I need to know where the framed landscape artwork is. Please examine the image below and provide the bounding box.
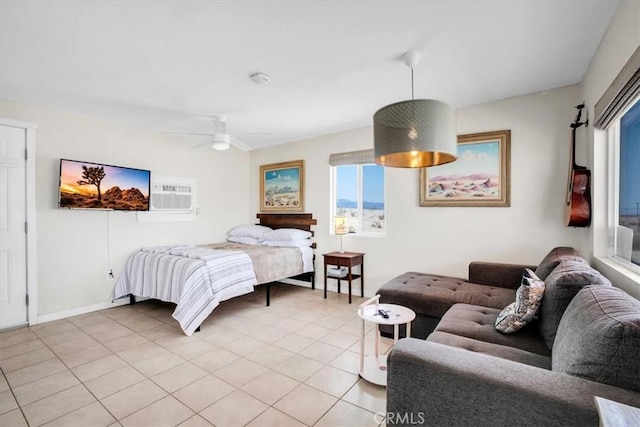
[419,130,511,207]
[260,160,305,212]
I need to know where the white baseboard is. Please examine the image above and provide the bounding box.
[36,298,132,324]
[34,278,354,325]
[279,277,354,295]
[279,278,314,288]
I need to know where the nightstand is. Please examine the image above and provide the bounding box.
[323,251,365,303]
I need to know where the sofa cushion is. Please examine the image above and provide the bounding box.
[553,286,640,392]
[494,303,523,333]
[534,247,583,280]
[432,303,551,358]
[538,260,612,349]
[495,269,545,333]
[377,272,516,319]
[428,331,551,370]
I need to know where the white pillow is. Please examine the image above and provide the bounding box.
[227,236,261,245]
[229,224,272,239]
[261,228,312,241]
[261,239,313,248]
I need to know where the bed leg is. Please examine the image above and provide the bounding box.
[129,294,135,305]
[266,283,271,306]
[311,272,315,290]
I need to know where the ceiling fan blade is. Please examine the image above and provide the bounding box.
[164,115,259,152]
[236,132,273,136]
[191,140,211,149]
[229,136,252,152]
[164,131,213,137]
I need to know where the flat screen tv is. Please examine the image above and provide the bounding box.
[58,159,151,211]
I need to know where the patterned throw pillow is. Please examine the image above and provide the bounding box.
[495,268,545,333]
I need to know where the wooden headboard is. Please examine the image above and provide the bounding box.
[256,213,317,233]
[257,214,317,250]
[256,213,318,292]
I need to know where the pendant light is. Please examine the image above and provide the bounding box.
[374,51,458,168]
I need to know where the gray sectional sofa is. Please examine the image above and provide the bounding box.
[377,247,640,426]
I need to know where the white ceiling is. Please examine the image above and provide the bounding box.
[0,0,620,151]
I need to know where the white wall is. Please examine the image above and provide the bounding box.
[582,0,640,298]
[1,100,252,318]
[251,84,588,296]
[4,0,637,319]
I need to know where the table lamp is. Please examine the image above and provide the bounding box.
[333,216,348,253]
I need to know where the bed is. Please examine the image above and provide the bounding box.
[113,213,317,335]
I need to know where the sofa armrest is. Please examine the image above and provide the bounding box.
[387,339,640,427]
[468,262,537,289]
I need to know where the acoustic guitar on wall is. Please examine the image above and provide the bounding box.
[564,103,591,227]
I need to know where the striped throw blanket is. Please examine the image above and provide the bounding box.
[114,245,256,335]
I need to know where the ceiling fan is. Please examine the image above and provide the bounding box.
[170,115,255,151]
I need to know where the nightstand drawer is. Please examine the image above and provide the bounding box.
[326,256,350,267]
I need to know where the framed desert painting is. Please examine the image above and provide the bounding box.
[260,160,305,212]
[419,130,510,207]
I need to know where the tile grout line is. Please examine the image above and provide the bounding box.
[0,365,31,426]
[2,287,385,427]
[22,312,172,425]
[29,320,129,426]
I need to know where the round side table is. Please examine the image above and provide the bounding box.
[357,296,415,386]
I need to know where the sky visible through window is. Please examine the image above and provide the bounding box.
[336,165,384,208]
[336,165,357,205]
[619,98,639,266]
[335,164,385,233]
[363,165,385,207]
[620,99,640,217]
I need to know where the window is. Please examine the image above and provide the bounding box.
[330,150,385,235]
[594,46,639,278]
[609,97,640,269]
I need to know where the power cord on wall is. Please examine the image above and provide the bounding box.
[107,211,114,278]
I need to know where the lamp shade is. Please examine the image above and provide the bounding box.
[374,99,457,168]
[333,217,348,235]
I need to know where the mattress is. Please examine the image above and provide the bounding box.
[114,242,314,335]
[200,241,314,284]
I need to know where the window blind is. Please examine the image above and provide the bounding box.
[329,149,374,166]
[594,46,640,129]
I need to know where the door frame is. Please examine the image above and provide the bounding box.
[1,117,38,326]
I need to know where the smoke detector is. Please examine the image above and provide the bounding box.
[249,72,270,85]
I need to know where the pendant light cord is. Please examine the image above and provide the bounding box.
[411,68,415,100]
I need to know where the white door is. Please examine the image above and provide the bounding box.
[0,124,28,329]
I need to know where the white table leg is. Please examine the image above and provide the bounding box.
[375,323,380,359]
[393,323,399,345]
[407,321,411,339]
[360,317,365,374]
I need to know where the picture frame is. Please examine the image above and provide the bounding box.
[419,130,511,207]
[260,160,305,212]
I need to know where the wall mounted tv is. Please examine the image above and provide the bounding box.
[58,159,151,211]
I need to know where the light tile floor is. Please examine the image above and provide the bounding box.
[0,284,393,426]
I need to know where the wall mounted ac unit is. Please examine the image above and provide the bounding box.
[150,183,193,212]
[137,175,197,222]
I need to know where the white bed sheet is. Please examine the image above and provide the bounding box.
[114,245,256,335]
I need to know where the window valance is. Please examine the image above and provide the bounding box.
[594,46,640,129]
[329,149,374,166]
